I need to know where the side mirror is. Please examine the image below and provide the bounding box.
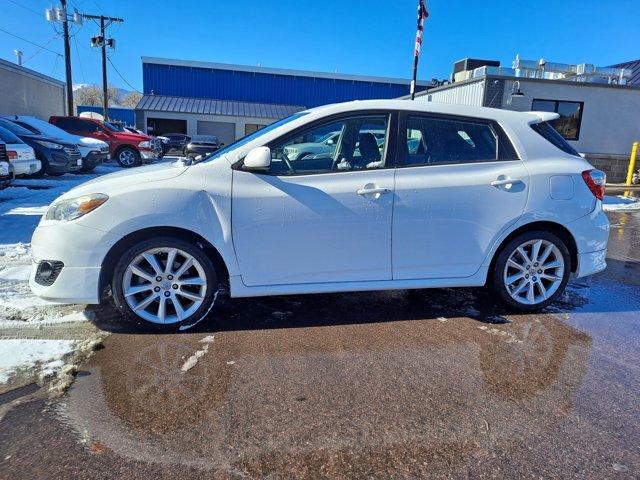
[244,146,271,170]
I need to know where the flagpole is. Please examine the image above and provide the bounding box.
[410,0,422,100]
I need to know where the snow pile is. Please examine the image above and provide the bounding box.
[602,195,640,212]
[0,339,78,384]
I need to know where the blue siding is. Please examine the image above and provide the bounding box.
[77,105,135,125]
[143,63,424,107]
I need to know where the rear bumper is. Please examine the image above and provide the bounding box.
[575,249,607,278]
[567,206,610,278]
[11,158,42,176]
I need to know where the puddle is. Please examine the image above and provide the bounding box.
[0,382,40,405]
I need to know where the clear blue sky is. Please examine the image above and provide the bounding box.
[2,0,639,91]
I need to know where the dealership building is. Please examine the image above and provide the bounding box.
[134,57,429,145]
[413,56,640,182]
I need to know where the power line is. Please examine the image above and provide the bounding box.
[7,0,42,16]
[0,26,62,57]
[107,56,140,93]
[23,34,60,64]
[73,33,86,82]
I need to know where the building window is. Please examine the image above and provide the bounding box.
[531,99,584,141]
[245,123,266,136]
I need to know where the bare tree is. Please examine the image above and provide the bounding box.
[120,92,143,108]
[74,85,121,108]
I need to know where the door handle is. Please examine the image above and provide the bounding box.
[356,187,391,196]
[491,178,522,187]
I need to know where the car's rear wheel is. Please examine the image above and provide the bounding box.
[491,231,571,311]
[112,237,219,330]
[116,147,140,168]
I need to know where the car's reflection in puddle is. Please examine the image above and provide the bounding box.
[58,287,595,477]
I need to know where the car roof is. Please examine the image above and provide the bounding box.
[303,99,558,125]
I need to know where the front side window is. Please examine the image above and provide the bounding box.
[531,99,583,140]
[265,115,389,175]
[400,115,515,167]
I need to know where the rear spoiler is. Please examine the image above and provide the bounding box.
[525,111,561,124]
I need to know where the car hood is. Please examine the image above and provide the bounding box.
[59,161,189,200]
[77,136,108,148]
[112,131,151,142]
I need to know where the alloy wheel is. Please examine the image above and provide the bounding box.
[122,247,207,324]
[119,149,136,166]
[503,239,565,305]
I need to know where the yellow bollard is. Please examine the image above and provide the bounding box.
[626,141,639,185]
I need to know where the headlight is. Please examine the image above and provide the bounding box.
[36,140,64,150]
[45,194,108,222]
[138,141,150,148]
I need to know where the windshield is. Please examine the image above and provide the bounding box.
[0,118,34,136]
[0,125,22,144]
[11,121,40,135]
[201,111,308,163]
[103,122,122,132]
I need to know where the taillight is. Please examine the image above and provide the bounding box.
[6,151,17,160]
[582,169,606,201]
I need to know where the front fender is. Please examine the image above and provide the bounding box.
[78,186,239,276]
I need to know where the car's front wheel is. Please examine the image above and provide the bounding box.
[491,231,571,311]
[111,237,219,329]
[115,147,140,168]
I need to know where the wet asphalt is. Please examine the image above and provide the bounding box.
[1,211,639,479]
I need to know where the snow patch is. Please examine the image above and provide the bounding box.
[0,339,78,384]
[180,345,209,372]
[602,195,640,212]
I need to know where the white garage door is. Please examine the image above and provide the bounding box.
[197,121,236,146]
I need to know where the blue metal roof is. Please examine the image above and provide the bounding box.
[609,59,640,86]
[142,57,427,108]
[136,95,304,119]
[77,105,135,125]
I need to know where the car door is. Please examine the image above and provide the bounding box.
[393,112,529,279]
[232,112,396,287]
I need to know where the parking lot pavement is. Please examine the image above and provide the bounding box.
[0,210,639,479]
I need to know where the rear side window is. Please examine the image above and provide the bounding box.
[530,122,580,157]
[401,115,518,167]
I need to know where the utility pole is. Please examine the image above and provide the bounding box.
[86,14,123,120]
[100,16,108,120]
[46,1,76,114]
[60,0,74,114]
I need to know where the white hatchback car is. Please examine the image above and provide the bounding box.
[30,100,609,329]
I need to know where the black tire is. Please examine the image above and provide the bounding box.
[491,230,571,312]
[47,172,65,177]
[80,164,97,173]
[111,236,220,330]
[115,146,141,168]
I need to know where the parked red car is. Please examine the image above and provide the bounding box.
[49,116,161,167]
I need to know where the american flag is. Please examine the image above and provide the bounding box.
[414,0,429,58]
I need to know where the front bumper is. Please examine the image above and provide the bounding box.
[47,151,82,173]
[30,262,101,304]
[140,149,156,163]
[11,158,42,176]
[29,221,120,304]
[83,150,108,168]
